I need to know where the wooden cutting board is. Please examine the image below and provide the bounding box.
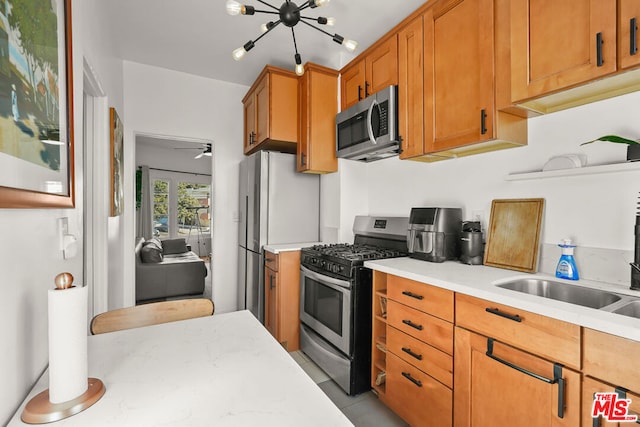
[484,198,545,273]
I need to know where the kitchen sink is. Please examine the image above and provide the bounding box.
[611,301,640,319]
[496,279,622,309]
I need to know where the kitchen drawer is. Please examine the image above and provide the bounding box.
[388,300,453,355]
[387,325,453,388]
[455,294,580,368]
[387,352,452,427]
[388,275,454,322]
[584,328,640,392]
[582,376,640,426]
[264,251,279,271]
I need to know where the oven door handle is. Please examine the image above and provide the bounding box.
[300,265,351,290]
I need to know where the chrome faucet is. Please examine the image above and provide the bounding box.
[632,262,640,290]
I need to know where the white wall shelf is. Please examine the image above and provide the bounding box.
[505,162,640,181]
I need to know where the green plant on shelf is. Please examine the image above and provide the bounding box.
[580,135,639,145]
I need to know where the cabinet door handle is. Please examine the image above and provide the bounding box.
[402,319,423,331]
[301,152,306,167]
[402,347,423,361]
[631,18,638,56]
[596,32,604,67]
[358,85,363,101]
[401,372,422,387]
[249,131,256,145]
[486,338,565,419]
[269,275,275,290]
[480,109,488,135]
[365,81,370,98]
[613,388,640,424]
[402,291,424,300]
[485,307,522,322]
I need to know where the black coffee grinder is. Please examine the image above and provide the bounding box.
[632,195,640,290]
[460,221,484,265]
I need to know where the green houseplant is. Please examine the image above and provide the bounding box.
[581,135,640,162]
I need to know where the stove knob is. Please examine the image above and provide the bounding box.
[339,265,345,273]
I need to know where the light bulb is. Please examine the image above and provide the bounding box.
[233,41,255,61]
[226,0,242,16]
[312,0,330,7]
[343,39,358,52]
[295,54,304,76]
[325,17,336,26]
[261,21,275,33]
[233,47,247,61]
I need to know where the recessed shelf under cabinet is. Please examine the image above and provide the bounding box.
[505,161,640,181]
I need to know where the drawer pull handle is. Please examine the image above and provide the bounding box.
[402,319,423,331]
[402,291,424,300]
[486,338,565,419]
[401,372,422,387]
[402,347,423,361]
[485,307,522,322]
[614,388,640,424]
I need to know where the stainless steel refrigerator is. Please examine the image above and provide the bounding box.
[238,151,320,322]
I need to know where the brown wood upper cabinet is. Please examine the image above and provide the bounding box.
[297,63,339,174]
[619,0,640,70]
[511,0,617,104]
[510,0,631,114]
[242,65,299,155]
[340,36,398,110]
[400,0,527,161]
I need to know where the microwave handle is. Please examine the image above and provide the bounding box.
[367,99,378,144]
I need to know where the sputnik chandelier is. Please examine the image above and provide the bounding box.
[226,0,358,76]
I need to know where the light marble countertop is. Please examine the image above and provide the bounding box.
[263,242,322,253]
[364,257,640,342]
[8,311,353,427]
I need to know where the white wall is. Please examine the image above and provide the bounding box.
[330,90,640,280]
[123,62,247,313]
[0,1,123,423]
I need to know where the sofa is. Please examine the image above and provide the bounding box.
[135,237,207,303]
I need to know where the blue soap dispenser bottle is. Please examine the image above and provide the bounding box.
[556,239,579,280]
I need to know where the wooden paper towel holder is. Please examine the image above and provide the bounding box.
[21,378,105,424]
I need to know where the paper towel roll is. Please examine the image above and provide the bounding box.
[48,286,88,403]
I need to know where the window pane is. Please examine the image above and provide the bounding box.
[153,180,169,239]
[177,183,210,235]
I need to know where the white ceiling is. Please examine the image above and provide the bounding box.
[107,0,427,87]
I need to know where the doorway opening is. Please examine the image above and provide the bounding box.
[135,134,215,301]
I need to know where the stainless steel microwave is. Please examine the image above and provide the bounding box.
[336,85,400,162]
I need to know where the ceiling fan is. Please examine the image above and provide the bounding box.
[174,143,212,159]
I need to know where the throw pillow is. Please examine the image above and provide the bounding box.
[144,238,162,251]
[140,243,163,263]
[162,238,188,255]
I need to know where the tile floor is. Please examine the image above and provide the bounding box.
[290,351,409,427]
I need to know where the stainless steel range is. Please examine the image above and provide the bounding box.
[299,216,408,395]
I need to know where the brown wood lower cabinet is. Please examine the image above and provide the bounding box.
[582,376,640,426]
[583,328,640,426]
[454,327,581,427]
[387,352,452,427]
[263,250,301,351]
